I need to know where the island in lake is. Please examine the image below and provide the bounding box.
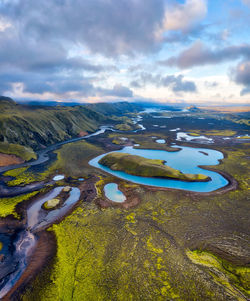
[99,152,210,182]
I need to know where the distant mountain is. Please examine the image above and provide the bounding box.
[186,105,202,112]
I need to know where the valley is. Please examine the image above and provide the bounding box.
[0,98,249,300]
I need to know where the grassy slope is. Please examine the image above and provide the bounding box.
[0,191,40,218]
[0,142,36,161]
[0,97,140,151]
[99,152,209,181]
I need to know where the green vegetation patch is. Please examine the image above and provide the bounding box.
[4,167,46,187]
[99,152,209,182]
[0,142,36,161]
[0,191,39,218]
[114,123,133,131]
[108,132,179,152]
[51,140,104,177]
[187,250,250,298]
[237,136,250,139]
[43,198,60,210]
[188,130,237,137]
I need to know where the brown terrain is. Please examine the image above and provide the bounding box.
[0,153,24,167]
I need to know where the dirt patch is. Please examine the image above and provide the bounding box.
[78,131,88,137]
[0,153,24,167]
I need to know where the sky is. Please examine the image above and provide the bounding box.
[0,0,250,104]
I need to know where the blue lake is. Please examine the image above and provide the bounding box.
[104,183,126,202]
[89,146,229,192]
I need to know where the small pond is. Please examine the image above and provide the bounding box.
[156,139,166,144]
[53,175,65,181]
[89,146,229,192]
[104,183,126,203]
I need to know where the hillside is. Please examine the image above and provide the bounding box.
[99,152,210,182]
[0,97,141,154]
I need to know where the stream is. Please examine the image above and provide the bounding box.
[0,186,80,298]
[0,126,114,174]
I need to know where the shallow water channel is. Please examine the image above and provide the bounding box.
[89,145,229,193]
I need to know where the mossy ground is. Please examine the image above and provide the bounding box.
[0,142,36,161]
[43,199,60,210]
[187,250,250,298]
[0,191,40,218]
[51,140,104,178]
[188,130,237,137]
[4,140,104,187]
[22,141,250,301]
[108,132,179,151]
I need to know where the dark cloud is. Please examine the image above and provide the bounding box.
[161,41,250,69]
[130,73,197,93]
[0,0,167,98]
[0,29,115,73]
[97,84,133,98]
[161,75,197,92]
[0,71,96,95]
[1,0,165,57]
[231,60,250,95]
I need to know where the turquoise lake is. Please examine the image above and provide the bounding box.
[89,146,229,192]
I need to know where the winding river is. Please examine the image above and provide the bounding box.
[0,126,114,174]
[89,146,228,192]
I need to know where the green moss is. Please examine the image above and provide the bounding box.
[187,250,250,298]
[237,136,250,139]
[114,123,133,131]
[99,152,209,181]
[112,137,128,145]
[189,130,237,137]
[0,142,36,161]
[108,132,180,152]
[51,140,104,177]
[4,167,29,178]
[43,198,60,210]
[0,191,39,218]
[4,167,44,186]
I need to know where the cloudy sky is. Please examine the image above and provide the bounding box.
[0,0,249,104]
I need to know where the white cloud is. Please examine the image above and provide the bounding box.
[163,0,207,32]
[132,74,250,104]
[0,17,12,32]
